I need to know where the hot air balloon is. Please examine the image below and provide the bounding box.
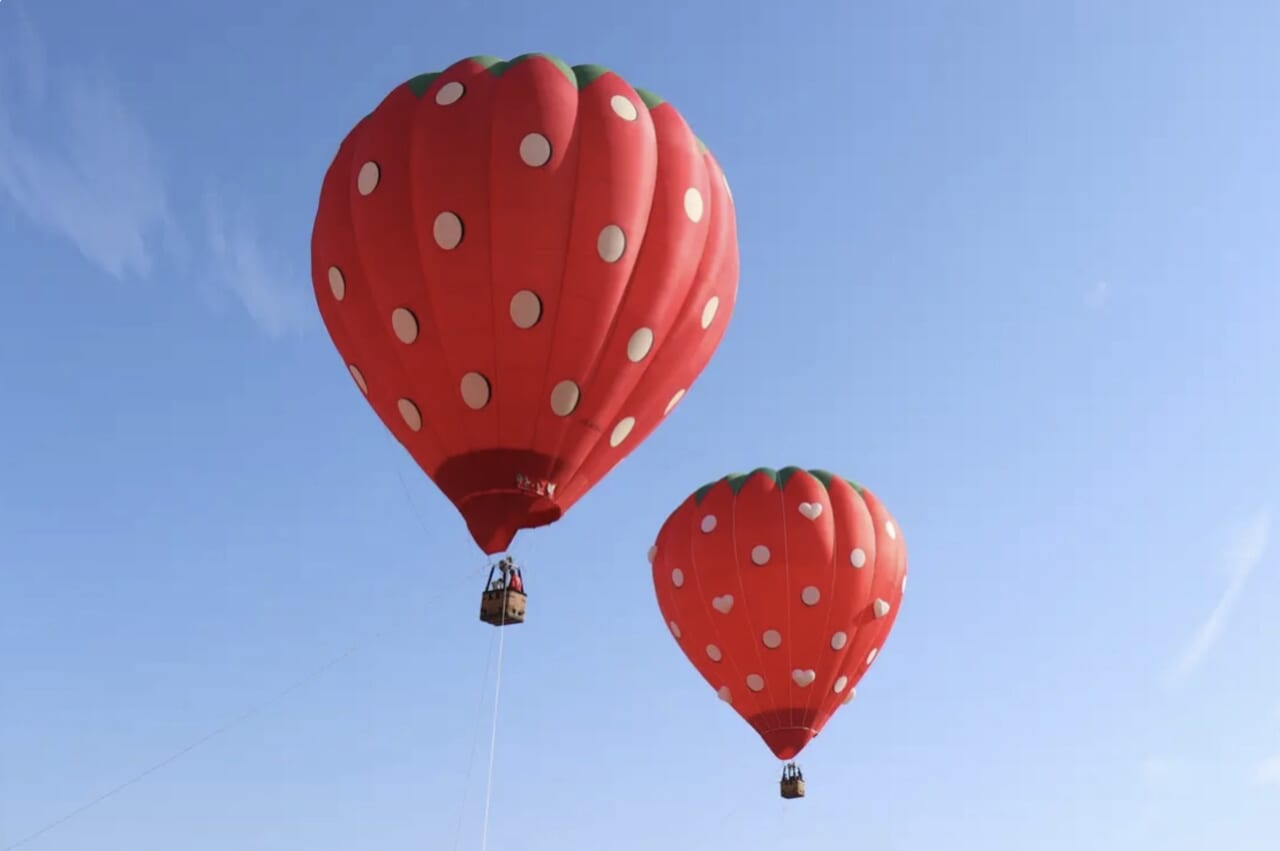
[311,53,739,620]
[649,467,907,796]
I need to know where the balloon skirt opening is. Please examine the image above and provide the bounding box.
[434,449,565,554]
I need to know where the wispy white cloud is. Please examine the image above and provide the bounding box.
[0,24,175,280]
[1256,754,1280,786]
[1111,755,1194,847]
[204,191,310,338]
[1086,279,1111,309]
[1166,509,1272,685]
[0,21,306,337]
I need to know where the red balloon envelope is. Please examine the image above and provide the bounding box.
[311,53,739,554]
[650,468,907,760]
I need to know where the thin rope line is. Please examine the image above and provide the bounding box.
[1,560,487,851]
[395,466,434,542]
[479,608,507,851]
[451,628,498,851]
[1,424,474,851]
[1,640,365,851]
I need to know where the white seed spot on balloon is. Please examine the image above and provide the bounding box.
[519,132,552,167]
[459,372,491,410]
[433,212,464,250]
[700,295,720,329]
[391,307,419,343]
[509,290,542,328]
[357,162,380,195]
[597,225,626,263]
[327,266,346,300]
[550,380,581,416]
[435,81,465,105]
[397,398,422,432]
[348,364,367,394]
[610,94,638,121]
[683,187,704,222]
[626,327,654,362]
[609,416,635,447]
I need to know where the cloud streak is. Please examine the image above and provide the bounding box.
[204,192,310,338]
[1166,509,1272,685]
[1256,754,1280,786]
[1111,755,1194,847]
[0,21,304,337]
[0,28,175,279]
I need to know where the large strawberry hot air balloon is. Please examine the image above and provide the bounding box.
[649,467,907,795]
[312,54,739,555]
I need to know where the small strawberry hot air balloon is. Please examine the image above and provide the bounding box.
[311,54,739,591]
[649,467,907,797]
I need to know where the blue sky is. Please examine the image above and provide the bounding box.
[1,0,1278,848]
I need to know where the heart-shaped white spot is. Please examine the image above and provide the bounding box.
[712,594,734,614]
[798,502,823,520]
[717,686,733,703]
[647,545,657,564]
[792,669,816,687]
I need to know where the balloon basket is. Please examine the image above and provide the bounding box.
[780,762,805,799]
[479,588,526,626]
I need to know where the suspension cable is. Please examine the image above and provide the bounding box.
[451,625,498,851]
[479,593,509,851]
